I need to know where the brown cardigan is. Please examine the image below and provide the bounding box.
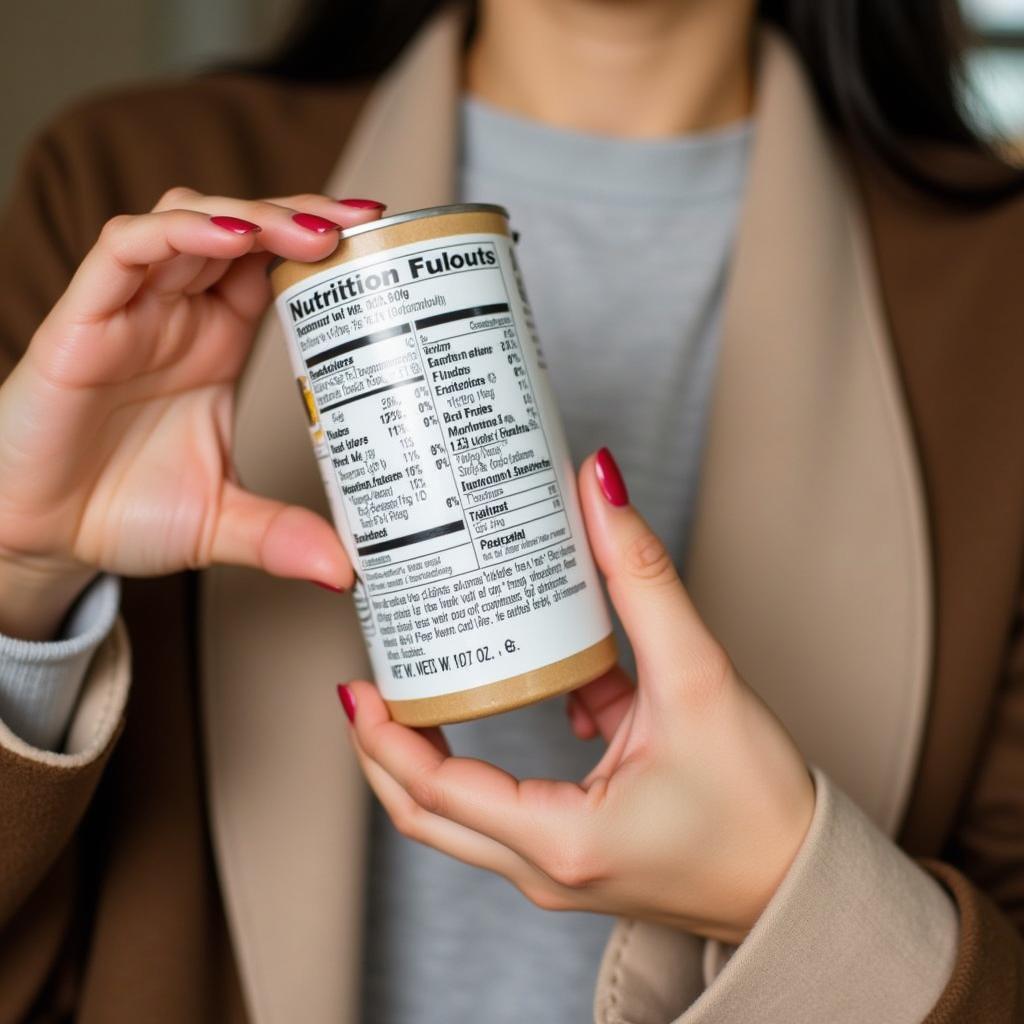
[0,36,1022,1024]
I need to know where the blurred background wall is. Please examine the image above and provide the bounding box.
[0,0,301,198]
[1,0,1022,202]
[964,0,1024,145]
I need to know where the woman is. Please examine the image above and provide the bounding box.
[0,0,1021,1021]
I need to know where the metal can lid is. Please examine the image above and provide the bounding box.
[267,202,509,275]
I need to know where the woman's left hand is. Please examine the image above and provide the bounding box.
[343,448,815,945]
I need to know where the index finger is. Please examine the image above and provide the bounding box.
[579,451,721,687]
[152,186,386,235]
[56,209,264,323]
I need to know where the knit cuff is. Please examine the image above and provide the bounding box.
[0,575,120,751]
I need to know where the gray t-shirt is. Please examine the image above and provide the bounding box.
[0,94,751,1024]
[359,99,751,1024]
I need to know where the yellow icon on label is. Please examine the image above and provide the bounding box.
[296,376,324,443]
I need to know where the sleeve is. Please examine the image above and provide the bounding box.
[0,621,131,919]
[0,120,92,372]
[0,575,120,751]
[594,769,959,1024]
[0,111,134,1016]
[593,585,1024,1024]
[925,582,1024,1021]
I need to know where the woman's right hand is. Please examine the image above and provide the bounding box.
[0,189,385,639]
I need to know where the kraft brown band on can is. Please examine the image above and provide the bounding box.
[271,204,615,726]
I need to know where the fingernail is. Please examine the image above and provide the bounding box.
[337,198,386,210]
[293,212,341,233]
[312,580,345,594]
[595,447,629,507]
[337,684,356,723]
[211,215,261,234]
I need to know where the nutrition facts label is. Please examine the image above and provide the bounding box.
[277,230,611,701]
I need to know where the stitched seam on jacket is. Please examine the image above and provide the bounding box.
[600,919,637,1024]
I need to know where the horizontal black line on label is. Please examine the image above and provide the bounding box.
[357,519,465,556]
[306,323,411,369]
[415,303,510,331]
[321,375,425,413]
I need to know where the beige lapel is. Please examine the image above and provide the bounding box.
[200,11,932,1022]
[198,10,461,1024]
[686,31,933,836]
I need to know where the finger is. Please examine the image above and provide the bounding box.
[209,251,275,323]
[578,449,722,688]
[582,697,639,790]
[55,210,264,322]
[355,745,576,911]
[347,680,596,881]
[352,730,536,886]
[566,693,598,740]
[151,186,385,259]
[152,186,385,229]
[145,252,212,298]
[208,480,353,588]
[163,191,387,320]
[570,665,635,742]
[268,193,387,227]
[182,257,235,297]
[417,724,451,759]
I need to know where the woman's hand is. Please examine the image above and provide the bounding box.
[0,190,385,639]
[343,448,815,945]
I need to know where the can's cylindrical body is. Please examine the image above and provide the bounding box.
[271,204,615,726]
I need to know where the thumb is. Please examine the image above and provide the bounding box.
[209,481,353,589]
[578,448,718,685]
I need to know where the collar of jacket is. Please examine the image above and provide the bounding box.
[199,8,931,1022]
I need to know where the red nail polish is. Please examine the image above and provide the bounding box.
[595,447,629,507]
[337,198,386,210]
[293,212,341,233]
[211,215,261,234]
[337,684,356,723]
[312,580,345,594]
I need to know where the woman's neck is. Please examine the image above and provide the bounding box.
[465,0,756,138]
